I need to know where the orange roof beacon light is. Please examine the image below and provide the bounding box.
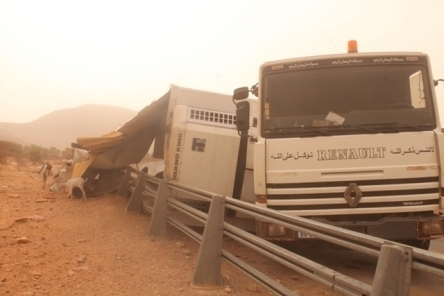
[348,40,358,53]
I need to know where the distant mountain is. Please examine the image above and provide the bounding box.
[0,104,138,150]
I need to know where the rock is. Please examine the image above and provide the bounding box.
[7,194,20,198]
[0,278,6,282]
[247,284,260,292]
[77,255,86,263]
[224,287,232,293]
[17,237,30,244]
[77,239,86,243]
[68,270,74,277]
[31,271,42,278]
[182,249,191,255]
[176,242,185,248]
[35,199,48,203]
[22,292,34,296]
[28,215,44,222]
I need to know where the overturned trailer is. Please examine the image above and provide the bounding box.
[70,85,254,225]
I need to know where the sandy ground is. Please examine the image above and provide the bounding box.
[0,161,341,296]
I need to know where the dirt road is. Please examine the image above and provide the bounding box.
[0,162,339,296]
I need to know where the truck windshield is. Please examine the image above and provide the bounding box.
[262,64,435,137]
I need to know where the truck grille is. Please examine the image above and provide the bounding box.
[266,177,439,215]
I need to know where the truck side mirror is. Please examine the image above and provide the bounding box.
[233,87,249,101]
[236,101,250,132]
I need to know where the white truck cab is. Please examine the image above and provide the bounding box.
[233,41,444,249]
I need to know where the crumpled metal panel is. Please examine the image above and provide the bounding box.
[74,90,170,169]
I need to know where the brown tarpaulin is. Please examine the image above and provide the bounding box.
[74,90,170,170]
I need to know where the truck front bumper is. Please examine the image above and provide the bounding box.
[256,215,444,241]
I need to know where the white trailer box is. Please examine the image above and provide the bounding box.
[161,86,256,214]
[165,89,237,194]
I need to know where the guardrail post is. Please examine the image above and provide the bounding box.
[192,195,225,288]
[125,172,146,213]
[371,243,412,296]
[115,168,132,197]
[147,180,168,237]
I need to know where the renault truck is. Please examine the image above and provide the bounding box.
[230,40,444,249]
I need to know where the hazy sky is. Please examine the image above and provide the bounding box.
[1,0,444,123]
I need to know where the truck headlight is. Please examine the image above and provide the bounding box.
[267,223,286,237]
[418,220,444,239]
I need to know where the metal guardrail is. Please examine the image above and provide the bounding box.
[119,167,444,296]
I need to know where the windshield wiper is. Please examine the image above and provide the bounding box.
[338,122,432,133]
[269,124,378,136]
[330,124,379,133]
[378,122,433,131]
[298,126,332,136]
[267,126,332,136]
